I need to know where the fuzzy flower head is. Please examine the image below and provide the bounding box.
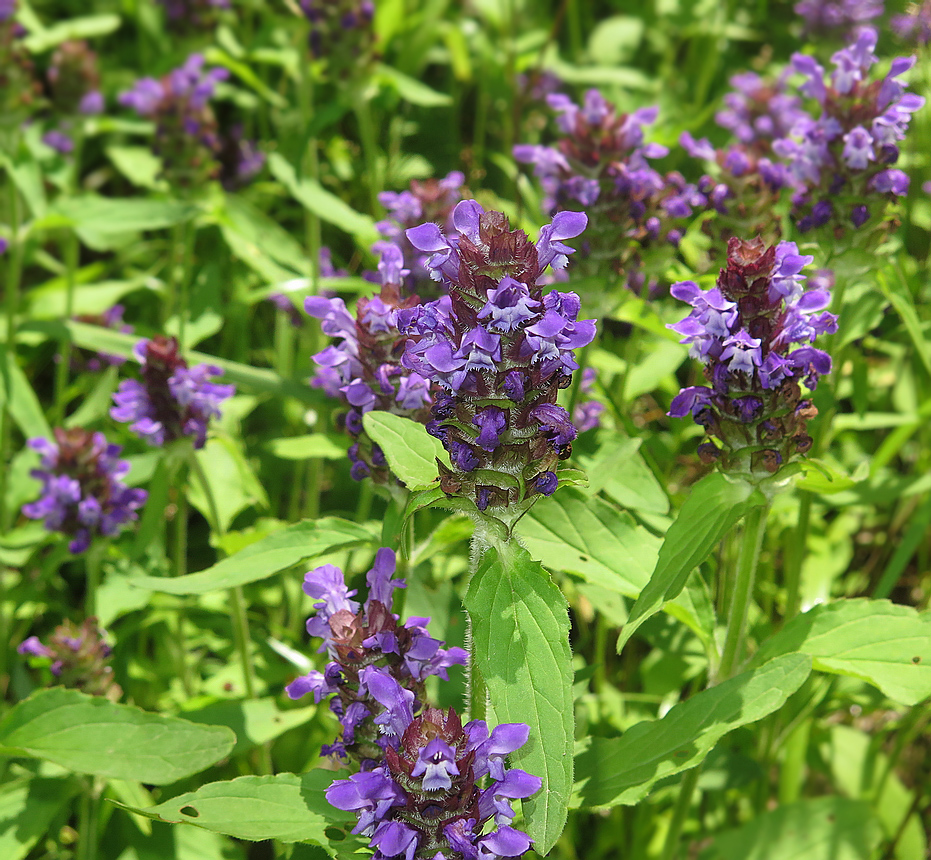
[22,428,147,554]
[326,700,540,860]
[668,237,837,474]
[286,548,468,766]
[515,90,706,289]
[374,171,468,291]
[118,53,235,187]
[400,202,596,522]
[46,40,103,117]
[18,618,121,700]
[772,28,924,237]
[110,335,234,449]
[306,246,433,483]
[892,2,931,44]
[794,0,883,37]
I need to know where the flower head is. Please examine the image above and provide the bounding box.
[111,335,234,449]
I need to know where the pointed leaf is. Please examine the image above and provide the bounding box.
[0,777,78,860]
[572,654,812,809]
[363,412,451,490]
[754,599,931,706]
[117,771,346,848]
[617,472,765,652]
[0,352,52,440]
[130,517,373,595]
[464,544,573,854]
[0,688,235,784]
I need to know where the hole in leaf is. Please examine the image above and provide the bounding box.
[180,806,200,818]
[579,555,589,562]
[912,656,921,664]
[324,827,347,842]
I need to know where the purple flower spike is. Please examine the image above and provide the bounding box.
[668,237,837,473]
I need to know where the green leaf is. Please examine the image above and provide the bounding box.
[0,352,52,440]
[588,15,645,65]
[117,771,345,847]
[464,544,574,854]
[0,688,235,784]
[106,145,164,190]
[517,491,710,642]
[50,196,196,251]
[753,599,931,706]
[204,47,288,108]
[796,458,859,494]
[617,473,765,653]
[130,518,372,595]
[22,14,121,52]
[571,654,812,809]
[187,436,269,532]
[181,698,317,756]
[265,434,349,461]
[0,777,78,860]
[703,797,881,860]
[362,412,450,490]
[377,63,453,106]
[582,436,669,514]
[268,154,378,244]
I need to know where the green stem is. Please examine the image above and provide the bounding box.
[718,503,770,681]
[76,778,101,860]
[465,533,491,723]
[53,230,80,425]
[354,95,381,215]
[85,540,105,618]
[784,492,811,621]
[189,450,259,701]
[659,766,701,860]
[0,180,24,533]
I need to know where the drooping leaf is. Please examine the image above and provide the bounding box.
[572,654,811,809]
[130,518,372,595]
[464,544,574,854]
[377,63,453,106]
[0,352,52,440]
[181,698,317,756]
[703,797,881,860]
[0,688,235,784]
[753,599,931,706]
[116,771,347,848]
[363,412,450,490]
[617,472,765,652]
[265,434,349,461]
[22,14,121,52]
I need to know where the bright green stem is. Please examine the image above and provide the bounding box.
[53,231,80,425]
[171,222,196,352]
[298,48,322,285]
[659,765,701,860]
[354,96,381,214]
[718,503,770,681]
[85,540,105,618]
[189,450,259,701]
[465,533,492,723]
[77,778,101,860]
[784,492,811,621]
[777,718,811,804]
[0,181,24,533]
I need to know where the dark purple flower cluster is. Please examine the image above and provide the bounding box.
[111,335,235,449]
[399,201,595,516]
[893,2,931,43]
[19,617,122,700]
[46,39,104,117]
[22,428,147,553]
[218,123,266,190]
[327,702,540,860]
[119,54,241,187]
[300,0,376,71]
[375,171,467,290]
[794,0,883,36]
[306,247,434,482]
[668,237,838,473]
[286,548,468,764]
[0,1,41,122]
[514,90,705,288]
[773,28,924,233]
[158,0,230,30]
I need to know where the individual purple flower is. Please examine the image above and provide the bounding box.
[326,703,540,860]
[286,550,467,766]
[400,202,596,519]
[306,245,435,483]
[22,428,147,554]
[668,237,837,473]
[111,335,234,449]
[42,129,73,154]
[892,2,931,44]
